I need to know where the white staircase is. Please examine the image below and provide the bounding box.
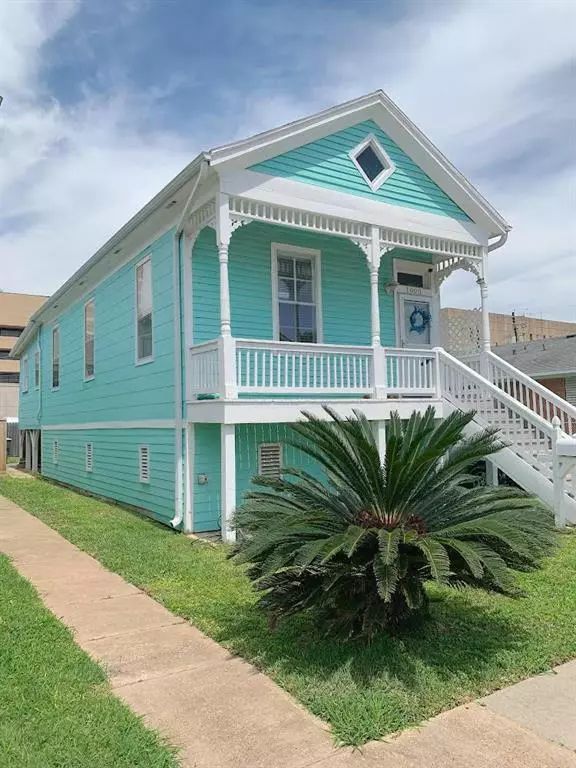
[438,349,576,526]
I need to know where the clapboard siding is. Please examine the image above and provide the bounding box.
[39,229,175,425]
[193,423,221,532]
[235,423,325,506]
[250,120,470,221]
[191,221,431,347]
[41,428,175,525]
[565,375,576,407]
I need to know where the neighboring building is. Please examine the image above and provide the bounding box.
[0,292,47,419]
[441,307,576,357]
[494,335,576,406]
[12,90,576,534]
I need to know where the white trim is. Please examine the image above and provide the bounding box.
[83,298,95,381]
[271,243,323,343]
[33,347,40,390]
[135,254,154,365]
[139,444,150,483]
[187,397,445,424]
[349,133,395,191]
[85,442,93,473]
[51,324,60,391]
[21,354,29,393]
[210,90,509,235]
[184,423,194,533]
[220,424,236,543]
[42,420,175,431]
[222,172,489,245]
[393,258,434,289]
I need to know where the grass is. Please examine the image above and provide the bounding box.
[2,476,576,746]
[0,552,179,768]
[7,457,19,465]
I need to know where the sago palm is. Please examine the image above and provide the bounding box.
[231,406,556,640]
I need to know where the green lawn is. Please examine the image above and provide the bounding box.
[2,476,576,746]
[0,552,178,768]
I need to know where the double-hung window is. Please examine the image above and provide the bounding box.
[51,327,60,389]
[84,299,95,379]
[34,349,40,389]
[21,356,29,392]
[275,247,320,343]
[136,257,153,362]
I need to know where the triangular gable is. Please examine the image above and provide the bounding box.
[249,120,470,221]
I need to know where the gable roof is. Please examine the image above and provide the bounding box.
[494,336,576,377]
[13,90,510,358]
[209,90,510,236]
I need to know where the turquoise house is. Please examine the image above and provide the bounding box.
[13,91,576,535]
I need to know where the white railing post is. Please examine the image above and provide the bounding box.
[433,347,443,399]
[478,247,491,377]
[373,346,387,399]
[552,416,565,528]
[219,335,237,399]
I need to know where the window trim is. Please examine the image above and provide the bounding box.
[393,258,433,291]
[51,324,60,391]
[34,348,40,390]
[135,255,154,365]
[349,133,395,191]
[84,298,95,381]
[139,444,150,483]
[271,243,323,344]
[21,355,29,393]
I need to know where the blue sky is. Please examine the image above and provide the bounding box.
[1,0,575,318]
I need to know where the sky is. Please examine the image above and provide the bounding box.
[0,0,575,319]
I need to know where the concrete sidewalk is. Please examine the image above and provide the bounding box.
[1,493,575,768]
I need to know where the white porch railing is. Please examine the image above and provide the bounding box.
[485,351,576,436]
[187,338,441,400]
[439,349,576,520]
[188,340,220,398]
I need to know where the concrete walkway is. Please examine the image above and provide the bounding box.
[1,494,575,768]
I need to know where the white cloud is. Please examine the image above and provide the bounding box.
[1,0,575,324]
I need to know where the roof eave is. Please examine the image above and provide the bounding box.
[11,152,210,358]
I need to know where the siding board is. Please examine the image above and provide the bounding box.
[250,120,470,221]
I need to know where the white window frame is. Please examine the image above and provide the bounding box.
[139,445,150,483]
[393,258,434,291]
[349,133,395,191]
[21,355,29,393]
[52,439,59,464]
[85,442,93,473]
[135,255,154,365]
[271,243,323,344]
[84,299,95,381]
[51,325,60,391]
[258,443,283,476]
[34,348,40,390]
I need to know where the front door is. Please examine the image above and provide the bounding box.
[397,289,434,348]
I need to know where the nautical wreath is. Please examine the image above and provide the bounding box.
[409,305,431,334]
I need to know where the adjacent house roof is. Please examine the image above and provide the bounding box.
[494,335,576,377]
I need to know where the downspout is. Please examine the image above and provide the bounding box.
[170,158,209,529]
[487,232,508,252]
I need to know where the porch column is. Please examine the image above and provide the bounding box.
[216,194,237,398]
[25,431,32,471]
[369,226,387,399]
[220,424,236,543]
[372,421,386,463]
[369,226,381,346]
[478,247,490,376]
[31,431,39,473]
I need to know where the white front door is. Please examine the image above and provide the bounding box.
[397,289,435,348]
